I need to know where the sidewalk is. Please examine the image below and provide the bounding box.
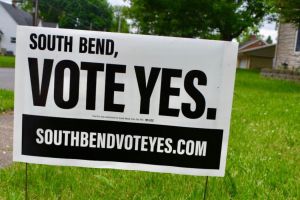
[0,112,13,168]
[0,68,15,91]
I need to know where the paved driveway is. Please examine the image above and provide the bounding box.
[0,68,15,91]
[0,112,13,168]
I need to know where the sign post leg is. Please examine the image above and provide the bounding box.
[203,176,209,200]
[25,163,28,200]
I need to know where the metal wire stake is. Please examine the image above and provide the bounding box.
[25,163,28,200]
[203,176,209,200]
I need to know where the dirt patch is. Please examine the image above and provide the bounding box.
[0,111,13,168]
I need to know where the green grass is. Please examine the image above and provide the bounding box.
[0,89,14,113]
[0,70,299,199]
[0,55,15,68]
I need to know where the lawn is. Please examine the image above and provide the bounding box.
[0,70,299,199]
[0,55,15,68]
[0,89,14,113]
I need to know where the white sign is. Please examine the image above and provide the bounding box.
[14,26,238,176]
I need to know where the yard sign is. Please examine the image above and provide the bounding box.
[14,26,238,176]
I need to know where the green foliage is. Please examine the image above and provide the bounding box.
[236,26,262,44]
[58,0,113,30]
[274,0,300,26]
[0,89,14,113]
[1,70,299,199]
[22,0,113,31]
[0,56,15,68]
[266,35,273,44]
[110,6,130,33]
[126,0,272,40]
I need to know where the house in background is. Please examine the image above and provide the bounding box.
[0,1,32,55]
[237,35,276,69]
[238,44,276,69]
[274,23,300,69]
[239,35,267,51]
[0,1,58,55]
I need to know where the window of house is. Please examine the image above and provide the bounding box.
[296,28,300,52]
[11,37,16,43]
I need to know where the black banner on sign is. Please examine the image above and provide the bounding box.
[22,114,223,169]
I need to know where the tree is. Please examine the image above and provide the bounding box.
[274,0,300,26]
[110,6,130,33]
[126,0,272,41]
[236,26,263,44]
[22,0,113,31]
[266,35,273,44]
